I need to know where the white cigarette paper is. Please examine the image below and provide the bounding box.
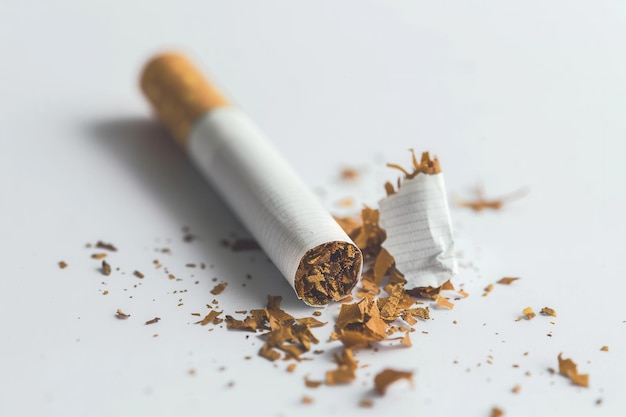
[189,109,362,305]
[378,173,457,288]
[140,53,362,306]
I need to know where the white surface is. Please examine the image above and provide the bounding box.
[1,1,626,417]
[189,107,357,303]
[379,173,457,288]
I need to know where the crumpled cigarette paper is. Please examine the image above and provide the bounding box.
[379,172,457,289]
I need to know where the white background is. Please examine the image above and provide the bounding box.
[1,1,625,416]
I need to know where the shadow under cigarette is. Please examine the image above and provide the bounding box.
[86,116,298,309]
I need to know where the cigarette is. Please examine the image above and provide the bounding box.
[140,53,362,306]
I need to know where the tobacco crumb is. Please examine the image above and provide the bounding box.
[435,296,454,309]
[340,167,360,181]
[483,284,494,297]
[596,398,603,405]
[359,399,374,408]
[301,396,314,405]
[496,277,519,285]
[557,353,589,387]
[96,241,117,251]
[92,253,107,260]
[102,290,109,295]
[522,307,536,320]
[312,311,322,317]
[512,385,521,394]
[134,270,144,279]
[287,364,297,373]
[210,282,228,295]
[540,307,557,317]
[102,260,111,276]
[188,369,196,376]
[457,185,526,212]
[600,346,609,352]
[490,407,504,417]
[305,377,322,388]
[145,317,161,325]
[115,309,130,319]
[196,311,222,325]
[58,261,68,269]
[185,263,196,268]
[374,369,413,395]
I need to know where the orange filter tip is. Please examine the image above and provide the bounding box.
[140,52,230,146]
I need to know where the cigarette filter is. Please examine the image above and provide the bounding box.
[140,53,362,306]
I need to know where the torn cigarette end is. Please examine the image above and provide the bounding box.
[140,52,229,146]
[295,241,362,306]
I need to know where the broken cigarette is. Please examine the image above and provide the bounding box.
[140,53,362,306]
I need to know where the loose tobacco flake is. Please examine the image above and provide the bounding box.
[102,260,111,276]
[196,310,223,326]
[557,353,589,387]
[326,349,358,385]
[115,309,130,319]
[457,185,527,212]
[435,296,454,310]
[540,307,557,317]
[145,317,161,325]
[58,261,68,269]
[96,241,118,251]
[373,369,413,395]
[210,282,228,295]
[522,307,536,320]
[490,407,504,417]
[497,277,519,285]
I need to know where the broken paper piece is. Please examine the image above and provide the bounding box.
[379,172,457,289]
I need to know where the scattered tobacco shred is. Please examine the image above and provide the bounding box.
[540,307,557,317]
[115,309,130,319]
[58,261,68,269]
[456,185,527,212]
[301,396,314,404]
[145,317,161,325]
[196,310,222,326]
[326,349,358,385]
[133,270,144,279]
[340,167,360,181]
[600,346,609,352]
[96,241,118,251]
[210,282,228,295]
[304,376,322,388]
[483,284,494,297]
[286,363,297,373]
[385,151,441,197]
[102,260,111,276]
[557,353,589,387]
[522,307,536,320]
[490,407,504,417]
[496,277,519,285]
[373,369,413,395]
[359,399,374,408]
[435,296,454,310]
[92,253,107,260]
[512,385,521,394]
